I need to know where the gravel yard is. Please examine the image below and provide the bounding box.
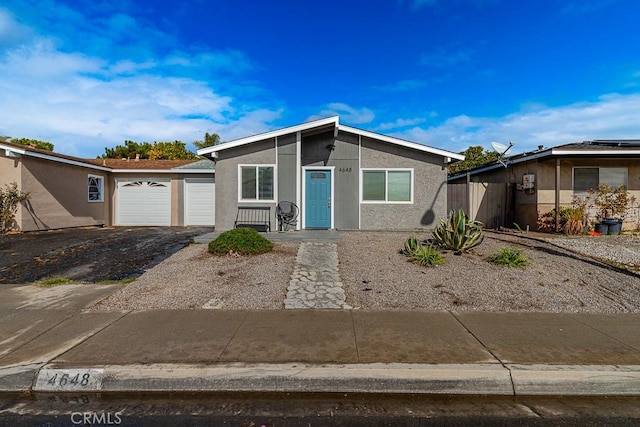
[91,242,299,310]
[91,231,640,313]
[339,232,640,313]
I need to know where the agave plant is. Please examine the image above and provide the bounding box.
[400,235,423,256]
[431,209,484,255]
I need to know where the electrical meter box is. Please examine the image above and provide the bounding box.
[522,174,535,189]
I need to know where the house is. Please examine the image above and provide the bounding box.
[447,140,640,231]
[197,116,464,231]
[0,141,215,231]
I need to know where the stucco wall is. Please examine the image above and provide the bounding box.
[215,139,277,231]
[301,130,359,229]
[360,137,447,230]
[451,156,640,231]
[535,158,640,229]
[277,133,298,207]
[18,157,110,231]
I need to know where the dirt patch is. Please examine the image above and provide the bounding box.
[0,227,210,283]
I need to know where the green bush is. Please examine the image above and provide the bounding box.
[431,209,484,254]
[208,228,273,255]
[410,245,445,267]
[490,246,529,267]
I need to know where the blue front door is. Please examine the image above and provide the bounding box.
[305,170,331,229]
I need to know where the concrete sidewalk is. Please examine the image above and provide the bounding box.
[1,308,640,396]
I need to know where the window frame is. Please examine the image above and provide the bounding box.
[87,174,104,203]
[572,166,628,195]
[360,168,414,204]
[237,164,276,202]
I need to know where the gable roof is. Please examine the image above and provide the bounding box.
[0,141,213,173]
[448,139,640,180]
[197,116,465,161]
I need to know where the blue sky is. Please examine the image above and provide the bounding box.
[1,0,640,158]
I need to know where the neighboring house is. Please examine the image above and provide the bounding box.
[197,116,464,231]
[0,141,215,231]
[448,140,640,231]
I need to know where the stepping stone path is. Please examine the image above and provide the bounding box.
[284,242,346,309]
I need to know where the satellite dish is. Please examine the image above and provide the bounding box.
[491,141,513,156]
[490,141,514,168]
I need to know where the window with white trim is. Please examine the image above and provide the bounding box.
[362,169,413,203]
[239,165,275,201]
[573,167,628,194]
[88,175,104,202]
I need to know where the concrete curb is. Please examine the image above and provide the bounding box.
[0,364,44,392]
[510,364,640,396]
[2,363,636,396]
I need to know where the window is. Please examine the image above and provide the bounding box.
[88,175,104,202]
[239,165,275,201]
[362,169,413,203]
[573,167,627,194]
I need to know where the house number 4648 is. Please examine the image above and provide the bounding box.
[48,372,92,387]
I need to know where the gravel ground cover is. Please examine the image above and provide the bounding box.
[338,231,640,313]
[91,242,299,310]
[91,231,640,313]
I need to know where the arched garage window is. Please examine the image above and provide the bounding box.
[88,175,104,202]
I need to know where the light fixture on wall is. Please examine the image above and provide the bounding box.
[326,144,336,151]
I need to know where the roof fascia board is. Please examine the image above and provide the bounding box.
[338,124,465,161]
[552,149,640,156]
[111,169,214,173]
[198,116,339,155]
[0,143,111,172]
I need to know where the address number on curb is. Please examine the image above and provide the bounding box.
[36,368,104,391]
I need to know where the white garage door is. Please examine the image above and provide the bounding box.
[185,178,215,226]
[116,178,171,226]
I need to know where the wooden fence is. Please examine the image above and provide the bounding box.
[448,182,508,229]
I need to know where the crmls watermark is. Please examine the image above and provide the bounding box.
[70,411,123,425]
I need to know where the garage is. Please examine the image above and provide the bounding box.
[116,178,172,226]
[184,178,215,226]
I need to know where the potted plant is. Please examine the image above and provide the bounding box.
[589,184,636,235]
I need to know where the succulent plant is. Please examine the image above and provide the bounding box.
[401,235,423,256]
[431,209,484,255]
[411,245,445,267]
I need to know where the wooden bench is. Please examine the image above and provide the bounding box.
[234,206,271,232]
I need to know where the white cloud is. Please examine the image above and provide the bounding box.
[311,103,375,124]
[0,6,279,157]
[395,93,640,154]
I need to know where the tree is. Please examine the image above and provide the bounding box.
[100,140,151,159]
[99,140,197,160]
[147,141,198,160]
[1,137,54,151]
[0,182,30,232]
[193,132,220,150]
[448,145,499,175]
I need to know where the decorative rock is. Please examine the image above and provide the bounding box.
[284,242,347,309]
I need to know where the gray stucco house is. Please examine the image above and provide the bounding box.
[197,116,464,231]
